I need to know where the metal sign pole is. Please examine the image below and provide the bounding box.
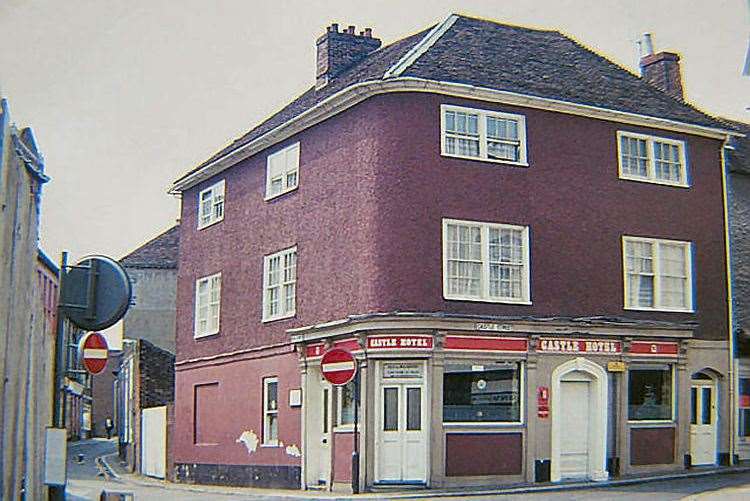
[49,251,68,501]
[351,365,360,494]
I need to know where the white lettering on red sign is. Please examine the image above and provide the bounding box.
[538,338,622,355]
[367,336,433,350]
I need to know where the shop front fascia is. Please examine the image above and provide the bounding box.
[290,314,728,491]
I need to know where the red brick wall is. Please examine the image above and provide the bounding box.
[176,91,728,365]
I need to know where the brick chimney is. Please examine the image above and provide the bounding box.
[316,23,381,89]
[639,33,684,101]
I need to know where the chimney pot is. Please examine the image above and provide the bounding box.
[316,22,381,89]
[639,35,684,101]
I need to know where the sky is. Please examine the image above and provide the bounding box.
[1,1,749,346]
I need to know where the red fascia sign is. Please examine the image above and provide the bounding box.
[537,386,550,418]
[321,348,357,386]
[78,332,109,375]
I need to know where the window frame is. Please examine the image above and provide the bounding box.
[265,142,300,201]
[334,380,357,432]
[442,218,531,304]
[440,104,528,166]
[262,246,298,323]
[442,361,526,427]
[193,272,221,338]
[616,131,688,187]
[197,180,225,229]
[622,236,694,313]
[263,376,279,446]
[627,365,676,424]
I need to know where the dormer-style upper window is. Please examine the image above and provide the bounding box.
[617,131,688,187]
[441,105,528,166]
[197,180,225,229]
[266,142,300,200]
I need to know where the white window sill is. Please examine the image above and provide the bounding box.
[197,217,224,231]
[624,306,694,314]
[441,152,528,167]
[262,311,296,324]
[627,420,675,427]
[260,442,280,448]
[333,424,355,433]
[194,330,220,339]
[264,186,298,202]
[444,294,531,305]
[444,421,524,429]
[618,175,689,189]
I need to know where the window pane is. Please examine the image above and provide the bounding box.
[383,388,398,431]
[407,388,421,431]
[267,381,278,411]
[443,364,521,422]
[701,387,712,425]
[340,382,355,426]
[691,387,697,425]
[268,414,278,441]
[323,388,329,433]
[621,136,648,177]
[628,368,672,421]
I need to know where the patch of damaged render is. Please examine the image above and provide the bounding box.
[236,430,259,454]
[285,444,301,457]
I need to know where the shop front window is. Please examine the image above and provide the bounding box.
[337,380,356,427]
[628,365,673,421]
[739,378,750,437]
[443,362,522,423]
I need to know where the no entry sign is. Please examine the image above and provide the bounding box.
[321,348,357,386]
[78,332,109,375]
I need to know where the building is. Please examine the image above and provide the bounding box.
[0,97,51,500]
[113,225,179,475]
[169,15,739,491]
[726,120,750,460]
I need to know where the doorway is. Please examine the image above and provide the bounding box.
[374,361,428,484]
[690,374,717,466]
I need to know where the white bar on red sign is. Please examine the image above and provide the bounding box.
[83,348,108,359]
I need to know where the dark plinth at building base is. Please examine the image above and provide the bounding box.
[174,463,300,489]
[719,453,731,466]
[607,457,620,477]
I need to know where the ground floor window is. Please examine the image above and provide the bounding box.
[337,380,357,427]
[739,378,750,437]
[443,362,522,423]
[263,377,279,444]
[628,365,673,421]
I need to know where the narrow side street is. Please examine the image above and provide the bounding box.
[64,439,750,501]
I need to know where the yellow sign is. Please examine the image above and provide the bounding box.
[607,361,626,372]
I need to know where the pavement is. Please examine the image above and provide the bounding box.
[64,438,750,500]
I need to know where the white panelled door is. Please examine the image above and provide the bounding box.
[690,379,717,466]
[375,362,427,484]
[558,380,591,479]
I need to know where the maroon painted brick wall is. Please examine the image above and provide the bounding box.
[630,426,675,465]
[176,92,728,363]
[445,433,523,476]
[172,351,301,465]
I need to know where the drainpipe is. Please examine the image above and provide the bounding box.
[721,139,736,465]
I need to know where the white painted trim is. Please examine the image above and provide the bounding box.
[194,272,221,338]
[384,14,459,78]
[442,218,531,304]
[616,131,689,188]
[440,104,528,166]
[550,357,608,483]
[262,245,298,323]
[622,235,694,312]
[197,179,225,230]
[170,78,738,193]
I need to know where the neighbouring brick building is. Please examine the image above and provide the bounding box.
[114,225,179,477]
[91,352,122,437]
[170,15,740,492]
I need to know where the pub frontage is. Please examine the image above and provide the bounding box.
[291,313,730,492]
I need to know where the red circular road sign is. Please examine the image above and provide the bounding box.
[78,332,109,375]
[321,348,357,386]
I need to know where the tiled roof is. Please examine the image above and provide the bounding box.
[120,225,180,269]
[176,14,733,185]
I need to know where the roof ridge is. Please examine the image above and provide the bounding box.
[384,14,458,78]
